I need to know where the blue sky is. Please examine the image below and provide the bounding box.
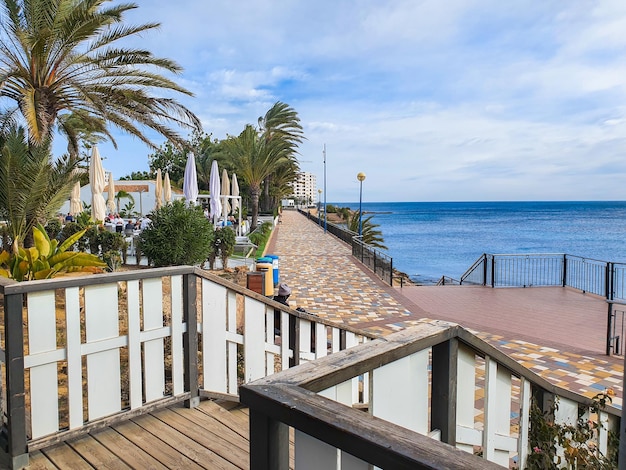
[53,0,626,202]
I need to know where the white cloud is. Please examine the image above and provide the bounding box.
[47,0,626,202]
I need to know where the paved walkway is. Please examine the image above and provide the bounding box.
[266,210,624,408]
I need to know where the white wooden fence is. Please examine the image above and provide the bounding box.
[0,266,372,469]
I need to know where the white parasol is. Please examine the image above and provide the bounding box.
[209,160,222,222]
[106,172,116,214]
[70,180,82,215]
[155,168,163,210]
[164,172,172,203]
[221,168,230,219]
[89,146,107,222]
[231,173,240,214]
[183,152,199,205]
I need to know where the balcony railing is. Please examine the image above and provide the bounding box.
[460,253,626,300]
[0,267,374,469]
[241,322,622,469]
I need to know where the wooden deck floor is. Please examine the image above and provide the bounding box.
[7,400,252,470]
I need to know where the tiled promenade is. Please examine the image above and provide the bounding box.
[266,210,624,408]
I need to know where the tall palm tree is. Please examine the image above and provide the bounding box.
[0,0,201,148]
[258,102,304,212]
[0,125,80,250]
[224,124,289,230]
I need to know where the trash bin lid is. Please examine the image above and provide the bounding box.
[256,257,271,263]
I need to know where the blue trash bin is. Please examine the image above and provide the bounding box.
[266,254,279,285]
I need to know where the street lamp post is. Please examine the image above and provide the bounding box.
[317,189,322,226]
[357,172,366,236]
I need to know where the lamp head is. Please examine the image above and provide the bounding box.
[357,172,366,182]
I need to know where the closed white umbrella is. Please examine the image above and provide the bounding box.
[155,168,163,210]
[70,180,82,215]
[231,173,241,235]
[183,152,198,205]
[89,146,106,222]
[106,172,116,214]
[164,172,172,203]
[209,160,222,223]
[221,168,230,219]
[231,173,240,214]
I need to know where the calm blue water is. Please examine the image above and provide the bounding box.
[337,201,626,284]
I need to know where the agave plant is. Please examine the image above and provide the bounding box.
[0,224,106,281]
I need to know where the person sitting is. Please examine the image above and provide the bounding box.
[140,215,151,230]
[273,283,291,336]
[65,213,74,223]
[124,220,135,236]
[273,283,291,306]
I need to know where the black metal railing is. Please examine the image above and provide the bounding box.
[352,237,393,286]
[607,300,626,355]
[298,209,394,285]
[459,253,626,301]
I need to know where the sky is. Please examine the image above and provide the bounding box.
[51,0,626,202]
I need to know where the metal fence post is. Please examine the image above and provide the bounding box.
[3,291,29,469]
[607,302,614,356]
[183,273,199,408]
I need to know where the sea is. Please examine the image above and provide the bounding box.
[336,201,626,285]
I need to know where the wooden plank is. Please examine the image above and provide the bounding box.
[41,443,94,469]
[145,408,248,468]
[170,405,248,453]
[65,286,84,430]
[197,401,250,440]
[67,434,132,469]
[170,274,185,396]
[127,279,143,410]
[91,427,169,469]
[202,280,228,393]
[143,277,166,402]
[25,451,58,469]
[112,419,205,469]
[27,290,59,439]
[84,284,121,420]
[131,413,240,469]
[244,296,266,382]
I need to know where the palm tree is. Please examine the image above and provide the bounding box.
[0,0,201,148]
[348,211,387,250]
[224,125,290,230]
[257,102,304,212]
[0,125,80,250]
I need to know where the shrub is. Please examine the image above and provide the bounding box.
[139,200,214,267]
[216,227,236,269]
[45,219,62,240]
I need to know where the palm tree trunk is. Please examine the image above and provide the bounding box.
[250,185,260,231]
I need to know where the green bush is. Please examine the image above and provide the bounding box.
[216,227,236,269]
[44,219,62,240]
[139,200,214,267]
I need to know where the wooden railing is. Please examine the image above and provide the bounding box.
[0,267,374,469]
[241,322,622,469]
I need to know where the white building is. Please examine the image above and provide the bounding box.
[289,172,318,206]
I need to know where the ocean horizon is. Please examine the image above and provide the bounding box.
[331,200,626,284]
